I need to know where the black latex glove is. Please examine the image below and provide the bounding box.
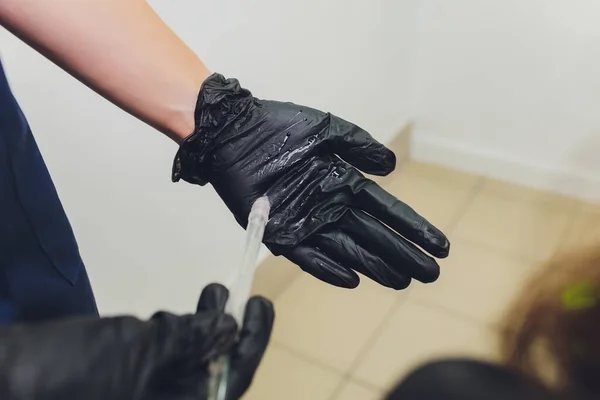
[173,73,450,290]
[0,284,274,400]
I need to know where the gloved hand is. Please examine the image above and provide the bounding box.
[0,284,274,400]
[173,74,450,290]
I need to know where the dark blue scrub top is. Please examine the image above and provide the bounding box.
[0,59,97,323]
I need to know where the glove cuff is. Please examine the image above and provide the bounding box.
[171,73,253,185]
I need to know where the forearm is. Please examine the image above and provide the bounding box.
[0,0,208,142]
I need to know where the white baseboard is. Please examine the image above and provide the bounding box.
[412,136,600,203]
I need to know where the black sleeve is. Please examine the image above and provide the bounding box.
[0,316,148,400]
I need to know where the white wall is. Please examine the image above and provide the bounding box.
[411,0,600,202]
[0,0,414,316]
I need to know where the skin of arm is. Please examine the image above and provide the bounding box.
[0,0,210,142]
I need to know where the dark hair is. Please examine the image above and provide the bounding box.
[501,244,600,398]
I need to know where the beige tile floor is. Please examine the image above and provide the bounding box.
[246,160,599,400]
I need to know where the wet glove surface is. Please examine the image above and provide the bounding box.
[0,284,274,400]
[173,73,450,290]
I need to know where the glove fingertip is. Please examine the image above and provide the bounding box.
[418,259,441,284]
[422,228,451,259]
[246,296,275,313]
[350,145,396,177]
[376,146,397,176]
[283,246,361,289]
[197,283,230,313]
[244,296,275,332]
[305,257,360,289]
[315,263,360,288]
[224,298,274,400]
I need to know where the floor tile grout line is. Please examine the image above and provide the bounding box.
[271,270,302,302]
[445,176,486,235]
[448,233,553,265]
[407,295,505,333]
[271,289,417,397]
[341,295,411,384]
[445,174,583,250]
[326,376,386,400]
[270,340,348,377]
[267,342,352,400]
[348,375,387,393]
[323,295,504,399]
[271,296,410,397]
[325,378,348,400]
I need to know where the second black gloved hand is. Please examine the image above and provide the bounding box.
[0,284,274,400]
[173,74,450,290]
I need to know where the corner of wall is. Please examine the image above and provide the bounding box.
[388,121,413,167]
[412,135,600,203]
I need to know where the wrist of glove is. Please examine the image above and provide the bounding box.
[173,73,450,290]
[0,284,274,400]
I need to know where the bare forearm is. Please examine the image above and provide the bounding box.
[0,0,209,142]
